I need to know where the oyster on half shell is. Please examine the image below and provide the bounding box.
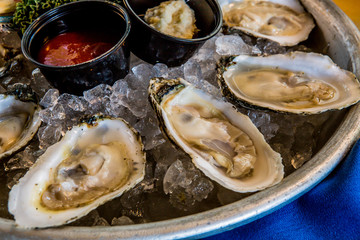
[149,77,284,193]
[0,85,41,160]
[219,0,315,46]
[8,116,146,229]
[217,52,360,114]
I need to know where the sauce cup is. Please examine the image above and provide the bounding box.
[21,0,131,95]
[123,0,222,67]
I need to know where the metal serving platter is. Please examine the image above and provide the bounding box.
[1,0,360,239]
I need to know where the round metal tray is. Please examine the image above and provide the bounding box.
[1,0,360,239]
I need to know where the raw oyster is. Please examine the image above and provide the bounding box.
[149,77,284,193]
[0,85,41,160]
[217,52,360,114]
[8,115,146,228]
[219,0,315,46]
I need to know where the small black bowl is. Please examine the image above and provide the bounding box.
[21,0,131,95]
[123,0,222,67]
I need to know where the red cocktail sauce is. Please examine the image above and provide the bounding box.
[37,31,117,66]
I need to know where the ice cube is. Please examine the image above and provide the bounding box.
[215,35,254,56]
[153,63,169,78]
[83,84,112,105]
[37,125,63,150]
[131,63,154,89]
[163,159,214,210]
[40,89,59,108]
[30,69,53,98]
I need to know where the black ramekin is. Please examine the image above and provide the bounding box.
[21,0,131,95]
[123,0,222,67]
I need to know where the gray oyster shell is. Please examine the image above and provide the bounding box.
[0,85,41,160]
[149,77,284,193]
[217,52,360,114]
[8,115,146,228]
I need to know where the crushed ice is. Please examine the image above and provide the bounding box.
[1,30,335,215]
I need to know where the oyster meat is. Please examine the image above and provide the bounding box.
[219,0,315,46]
[149,77,284,193]
[144,0,198,39]
[8,116,146,228]
[0,85,41,160]
[217,52,360,114]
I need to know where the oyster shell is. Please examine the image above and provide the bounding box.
[149,77,284,193]
[219,0,315,46]
[8,115,146,228]
[0,85,41,160]
[0,40,23,78]
[217,52,360,114]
